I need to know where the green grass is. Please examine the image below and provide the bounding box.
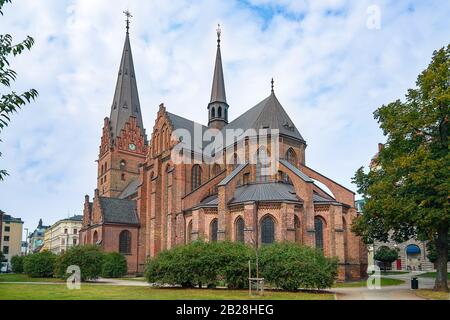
[0,274,64,283]
[116,277,146,282]
[415,289,450,300]
[418,272,450,280]
[0,283,335,300]
[333,277,404,288]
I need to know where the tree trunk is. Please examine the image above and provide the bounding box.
[434,227,449,292]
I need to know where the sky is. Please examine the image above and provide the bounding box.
[0,0,449,236]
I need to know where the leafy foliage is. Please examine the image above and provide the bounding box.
[54,245,104,281]
[0,0,38,180]
[146,241,254,289]
[259,242,338,291]
[426,234,450,263]
[352,45,450,291]
[10,255,24,273]
[23,251,57,278]
[101,252,128,278]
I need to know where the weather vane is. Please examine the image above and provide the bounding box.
[124,10,133,33]
[216,24,222,45]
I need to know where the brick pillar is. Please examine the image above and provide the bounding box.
[217,186,227,241]
[281,203,295,242]
[191,209,203,241]
[244,203,256,245]
[333,205,345,262]
[175,212,185,245]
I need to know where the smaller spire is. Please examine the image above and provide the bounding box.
[271,78,275,94]
[124,9,133,34]
[216,24,221,46]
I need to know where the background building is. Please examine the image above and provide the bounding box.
[41,215,82,254]
[0,213,24,269]
[27,219,50,253]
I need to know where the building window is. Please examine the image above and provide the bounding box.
[294,215,301,242]
[73,238,77,245]
[211,107,215,118]
[187,221,193,243]
[73,229,77,235]
[119,230,132,254]
[120,160,126,170]
[121,173,126,181]
[243,173,250,185]
[4,236,9,242]
[261,215,275,245]
[235,217,245,243]
[314,217,324,250]
[93,231,98,244]
[218,106,222,118]
[210,219,218,242]
[4,226,10,232]
[3,246,9,254]
[61,238,65,245]
[286,148,297,165]
[64,228,68,234]
[191,165,202,191]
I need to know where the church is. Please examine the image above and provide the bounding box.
[79,17,367,281]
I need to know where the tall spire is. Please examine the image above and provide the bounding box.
[109,11,146,142]
[208,24,229,129]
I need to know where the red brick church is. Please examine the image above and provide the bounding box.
[80,19,367,281]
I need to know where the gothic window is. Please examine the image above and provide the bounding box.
[294,215,301,242]
[120,160,126,170]
[235,217,245,243]
[314,217,324,250]
[211,107,215,118]
[210,219,218,242]
[218,107,222,118]
[256,147,270,183]
[119,230,132,254]
[187,221,193,243]
[224,108,227,120]
[286,148,297,165]
[261,215,275,245]
[93,231,98,244]
[191,165,202,191]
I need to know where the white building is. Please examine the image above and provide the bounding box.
[42,215,83,254]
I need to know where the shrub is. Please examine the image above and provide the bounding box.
[54,245,104,281]
[374,246,398,270]
[102,252,128,278]
[259,242,338,291]
[23,251,57,278]
[145,241,255,288]
[10,255,25,273]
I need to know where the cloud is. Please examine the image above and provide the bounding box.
[0,0,449,233]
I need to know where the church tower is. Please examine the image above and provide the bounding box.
[207,24,229,130]
[97,11,147,198]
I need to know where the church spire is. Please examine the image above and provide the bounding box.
[109,11,146,142]
[208,24,229,130]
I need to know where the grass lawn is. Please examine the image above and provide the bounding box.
[418,272,450,280]
[381,271,409,275]
[116,277,146,282]
[333,277,404,288]
[415,289,450,300]
[0,283,334,300]
[0,274,64,283]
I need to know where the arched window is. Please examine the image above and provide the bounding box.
[119,230,131,254]
[211,107,215,118]
[187,221,193,243]
[261,215,275,245]
[218,107,222,118]
[294,215,301,242]
[191,165,202,190]
[235,217,245,243]
[120,160,126,171]
[256,147,270,183]
[224,108,227,120]
[286,148,297,165]
[93,231,98,244]
[314,217,324,250]
[210,219,218,242]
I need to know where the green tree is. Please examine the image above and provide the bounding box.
[101,252,128,278]
[54,245,104,281]
[23,251,57,278]
[0,0,38,180]
[426,233,450,263]
[374,246,398,270]
[10,255,24,273]
[352,45,450,291]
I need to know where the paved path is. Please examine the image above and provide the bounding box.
[334,272,434,300]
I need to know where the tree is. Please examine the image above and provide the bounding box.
[10,255,24,273]
[374,246,398,270]
[0,0,38,180]
[426,233,450,264]
[352,45,450,291]
[54,245,104,281]
[23,251,57,278]
[101,252,127,278]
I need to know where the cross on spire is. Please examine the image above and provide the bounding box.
[271,78,275,94]
[124,10,133,33]
[216,24,222,46]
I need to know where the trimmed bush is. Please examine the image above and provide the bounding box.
[102,252,128,278]
[374,246,398,270]
[10,255,25,273]
[145,241,254,288]
[23,251,57,278]
[54,245,104,281]
[259,242,338,291]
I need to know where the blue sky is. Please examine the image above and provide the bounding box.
[0,0,449,236]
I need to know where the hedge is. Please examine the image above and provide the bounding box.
[102,252,128,278]
[10,255,24,273]
[23,251,57,278]
[259,242,338,291]
[54,245,104,281]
